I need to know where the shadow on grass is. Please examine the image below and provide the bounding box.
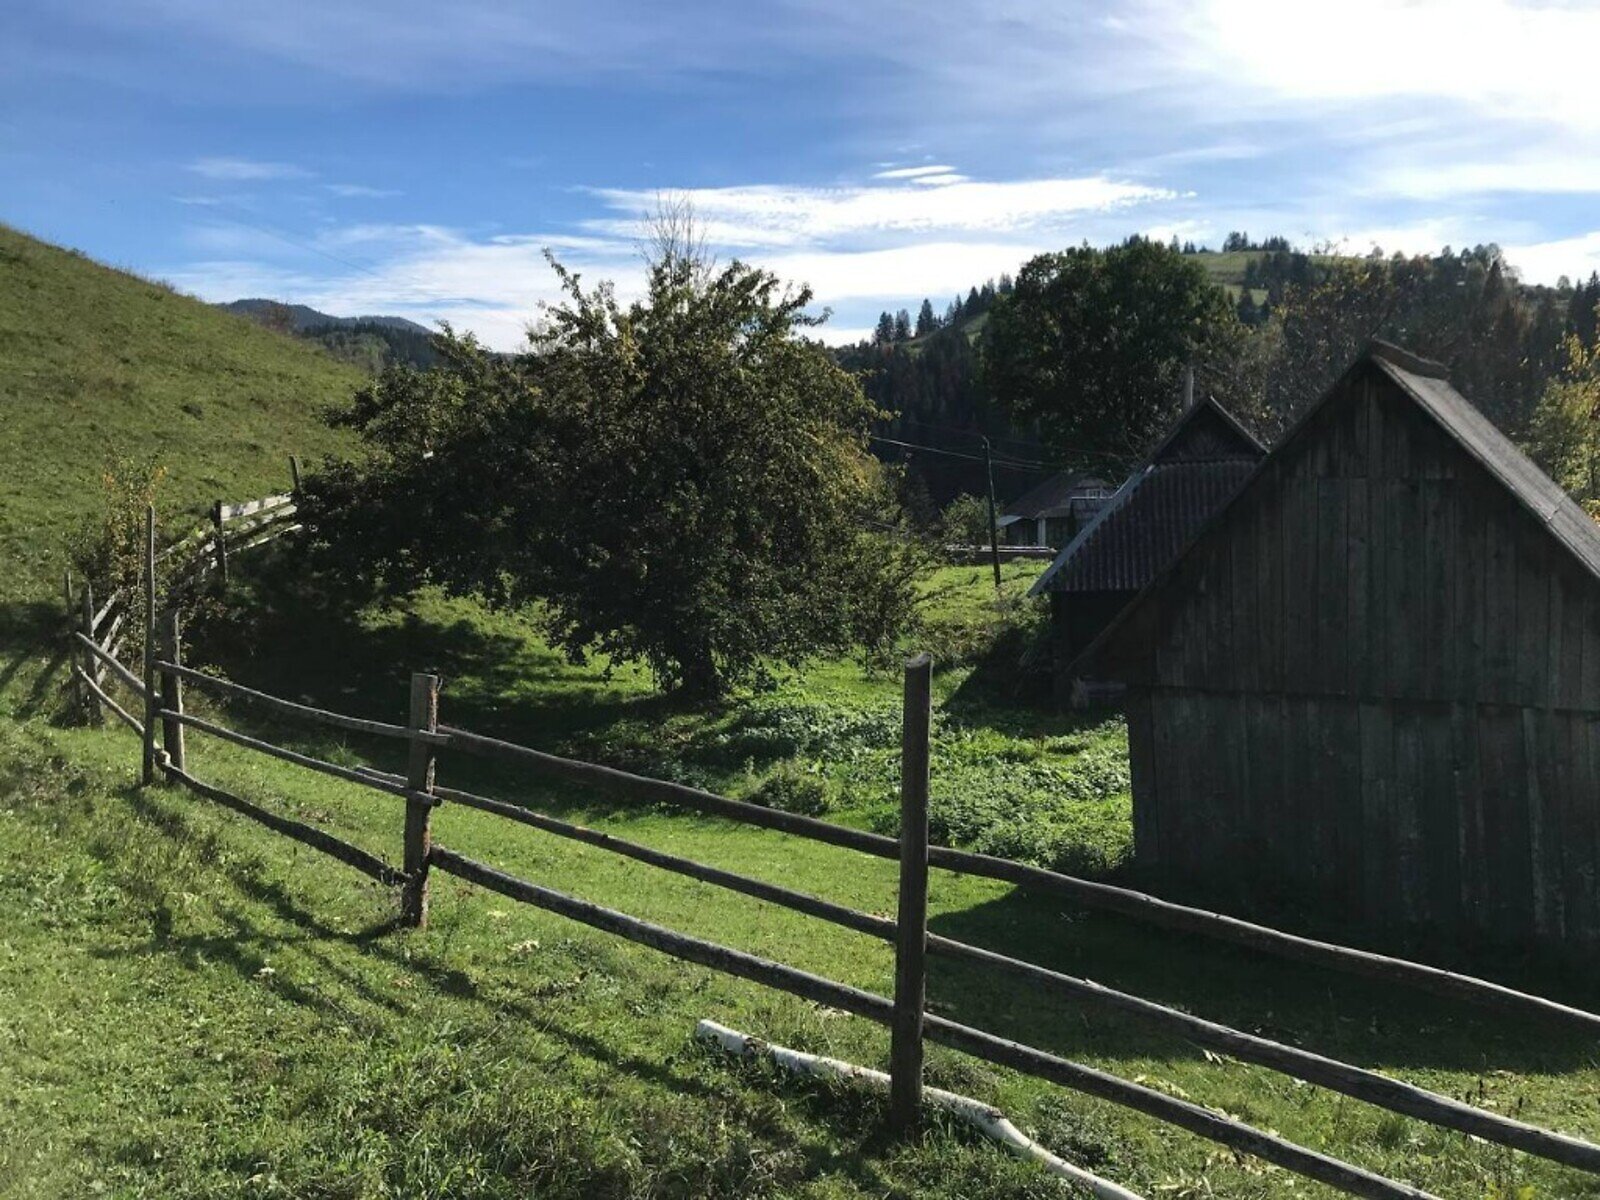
[0,599,76,721]
[85,782,910,1196]
[928,886,1600,1077]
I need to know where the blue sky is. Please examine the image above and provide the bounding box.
[6,0,1600,348]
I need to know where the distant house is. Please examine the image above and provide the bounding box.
[1029,398,1264,676]
[1078,342,1600,951]
[998,472,1113,549]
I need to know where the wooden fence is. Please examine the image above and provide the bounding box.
[63,502,1600,1200]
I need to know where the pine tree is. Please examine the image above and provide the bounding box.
[915,298,937,338]
[874,311,896,345]
[893,309,912,341]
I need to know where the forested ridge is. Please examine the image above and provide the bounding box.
[842,235,1600,508]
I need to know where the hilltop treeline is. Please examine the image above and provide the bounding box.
[842,237,1600,506]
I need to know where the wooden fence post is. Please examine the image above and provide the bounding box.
[141,505,159,785]
[211,500,228,586]
[64,569,84,720]
[81,580,103,726]
[402,672,440,927]
[160,608,185,774]
[889,651,932,1134]
[289,455,303,497]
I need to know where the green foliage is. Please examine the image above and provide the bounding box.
[1528,332,1600,513]
[746,759,831,816]
[984,237,1247,464]
[307,236,918,696]
[66,452,164,662]
[939,493,992,546]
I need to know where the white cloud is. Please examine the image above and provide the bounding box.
[187,156,310,181]
[873,165,959,179]
[323,182,399,198]
[1185,0,1600,130]
[588,175,1174,249]
[910,173,969,187]
[1504,231,1600,287]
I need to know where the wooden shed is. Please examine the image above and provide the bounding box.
[1030,397,1264,675]
[1079,342,1600,950]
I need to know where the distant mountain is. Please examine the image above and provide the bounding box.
[221,298,433,337]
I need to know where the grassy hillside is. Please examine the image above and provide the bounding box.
[3,574,1597,1198]
[0,224,362,605]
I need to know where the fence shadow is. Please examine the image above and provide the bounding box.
[928,886,1600,1077]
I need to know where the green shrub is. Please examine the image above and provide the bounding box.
[747,761,830,816]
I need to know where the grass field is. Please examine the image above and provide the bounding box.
[4,553,1600,1199]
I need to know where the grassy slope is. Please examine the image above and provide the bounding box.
[0,224,361,605]
[3,576,1598,1198]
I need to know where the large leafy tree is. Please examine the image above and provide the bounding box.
[984,237,1246,463]
[305,230,918,696]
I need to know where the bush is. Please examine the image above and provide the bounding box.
[747,762,830,816]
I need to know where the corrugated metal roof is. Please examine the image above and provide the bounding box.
[1029,398,1264,596]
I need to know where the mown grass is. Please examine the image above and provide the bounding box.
[4,557,1599,1198]
[0,224,360,605]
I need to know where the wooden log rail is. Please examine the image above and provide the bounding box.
[438,723,1600,1037]
[426,781,1600,1174]
[157,709,415,800]
[154,660,449,744]
[74,666,144,737]
[219,493,293,522]
[73,631,147,698]
[428,844,1438,1200]
[162,762,402,885]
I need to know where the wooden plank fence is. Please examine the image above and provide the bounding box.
[59,499,1600,1199]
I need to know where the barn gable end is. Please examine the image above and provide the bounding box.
[1079,344,1600,948]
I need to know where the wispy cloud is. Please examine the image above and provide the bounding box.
[323,182,400,198]
[187,156,310,181]
[586,174,1174,249]
[873,165,959,179]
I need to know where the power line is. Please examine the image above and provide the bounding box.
[867,435,1052,473]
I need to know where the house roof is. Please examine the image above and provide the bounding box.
[1001,470,1113,521]
[1029,397,1265,596]
[1070,341,1600,673]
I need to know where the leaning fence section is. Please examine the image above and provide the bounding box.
[61,499,1600,1200]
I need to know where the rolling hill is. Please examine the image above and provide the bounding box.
[0,225,363,606]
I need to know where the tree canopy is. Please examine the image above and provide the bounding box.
[304,235,919,695]
[984,237,1245,463]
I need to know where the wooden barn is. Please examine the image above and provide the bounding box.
[1079,342,1600,950]
[1030,396,1264,674]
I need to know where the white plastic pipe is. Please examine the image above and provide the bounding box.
[695,1019,1146,1200]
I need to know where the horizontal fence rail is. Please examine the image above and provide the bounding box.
[162,761,403,886]
[429,845,1440,1200]
[156,660,448,744]
[440,723,1600,1037]
[428,780,1600,1172]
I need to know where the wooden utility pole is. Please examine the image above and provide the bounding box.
[402,672,440,927]
[981,437,1003,592]
[889,652,932,1134]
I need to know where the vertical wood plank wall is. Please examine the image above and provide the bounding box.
[1127,367,1600,948]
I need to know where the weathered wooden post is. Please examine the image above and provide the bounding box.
[141,505,159,785]
[402,672,440,927]
[64,569,84,720]
[889,651,932,1134]
[211,500,229,586]
[80,580,103,726]
[159,608,185,774]
[289,455,303,497]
